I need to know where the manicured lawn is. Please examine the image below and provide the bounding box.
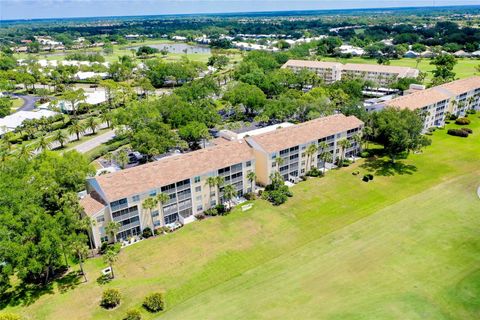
[10,98,24,111]
[322,56,479,80]
[3,116,480,320]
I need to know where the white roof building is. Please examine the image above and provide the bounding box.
[0,110,58,135]
[74,71,108,80]
[339,45,365,56]
[38,90,107,113]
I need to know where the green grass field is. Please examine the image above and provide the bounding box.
[2,116,480,319]
[322,56,479,80]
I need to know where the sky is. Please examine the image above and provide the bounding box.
[1,0,479,20]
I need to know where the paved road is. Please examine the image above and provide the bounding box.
[9,94,40,112]
[71,130,115,154]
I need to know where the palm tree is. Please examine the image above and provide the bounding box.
[82,216,96,254]
[206,176,217,204]
[143,197,158,229]
[85,117,99,135]
[363,126,373,150]
[222,184,237,211]
[215,176,225,205]
[246,171,256,193]
[68,121,84,141]
[337,138,351,166]
[53,130,68,149]
[352,133,362,162]
[305,144,318,171]
[18,144,34,160]
[72,240,89,282]
[116,149,129,169]
[103,249,118,279]
[320,151,333,173]
[105,221,120,243]
[36,135,51,152]
[100,111,112,128]
[156,193,170,227]
[274,156,284,172]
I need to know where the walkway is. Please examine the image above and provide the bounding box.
[71,129,115,153]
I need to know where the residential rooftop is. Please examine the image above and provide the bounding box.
[94,139,254,202]
[79,192,106,217]
[384,76,480,110]
[247,114,364,154]
[282,60,342,69]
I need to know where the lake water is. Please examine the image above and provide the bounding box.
[128,43,211,54]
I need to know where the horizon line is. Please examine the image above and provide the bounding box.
[2,4,479,23]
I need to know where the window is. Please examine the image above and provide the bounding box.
[197,205,203,211]
[196,195,202,202]
[149,190,157,197]
[151,210,159,217]
[195,186,202,192]
[154,220,161,227]
[101,236,108,243]
[271,162,276,168]
[132,195,140,202]
[246,161,251,167]
[210,199,216,206]
[194,176,201,183]
[96,215,105,223]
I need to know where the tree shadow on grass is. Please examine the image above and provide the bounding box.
[360,150,417,177]
[0,270,82,308]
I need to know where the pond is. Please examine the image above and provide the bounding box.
[128,43,211,54]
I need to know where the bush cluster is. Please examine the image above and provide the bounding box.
[204,204,226,216]
[305,167,323,177]
[0,313,22,320]
[447,128,470,137]
[466,109,477,115]
[262,185,292,205]
[100,289,121,309]
[362,174,374,182]
[143,292,166,313]
[244,192,257,200]
[142,227,153,238]
[455,117,470,125]
[123,309,142,320]
[359,151,370,158]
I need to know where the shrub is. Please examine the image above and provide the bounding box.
[352,170,360,176]
[362,175,370,182]
[455,117,470,125]
[366,174,374,181]
[215,204,226,215]
[123,309,142,320]
[194,213,206,220]
[306,167,323,177]
[360,151,370,158]
[466,109,476,115]
[244,192,256,200]
[143,292,166,313]
[449,114,458,120]
[142,227,153,238]
[447,128,469,137]
[445,120,451,124]
[0,313,22,320]
[100,241,109,254]
[204,208,218,216]
[461,127,473,134]
[100,289,121,309]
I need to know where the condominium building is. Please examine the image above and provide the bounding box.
[246,114,364,186]
[80,139,255,248]
[282,60,419,86]
[375,76,480,131]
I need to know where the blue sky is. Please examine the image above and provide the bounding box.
[1,0,478,20]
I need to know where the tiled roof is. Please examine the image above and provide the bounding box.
[79,192,106,217]
[437,76,480,96]
[385,76,480,110]
[94,139,254,202]
[247,114,363,153]
[384,87,452,110]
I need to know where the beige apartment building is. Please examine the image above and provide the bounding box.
[80,114,364,247]
[376,76,480,131]
[282,59,419,86]
[246,114,364,185]
[80,139,255,248]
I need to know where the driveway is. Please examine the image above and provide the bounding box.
[8,94,40,112]
[72,130,116,153]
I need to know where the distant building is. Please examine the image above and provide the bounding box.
[282,60,419,86]
[373,76,480,131]
[0,110,58,136]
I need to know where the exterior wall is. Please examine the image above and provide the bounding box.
[285,65,340,84]
[87,207,111,249]
[88,158,255,244]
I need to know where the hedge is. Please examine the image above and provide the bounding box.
[447,128,469,137]
[455,117,470,125]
